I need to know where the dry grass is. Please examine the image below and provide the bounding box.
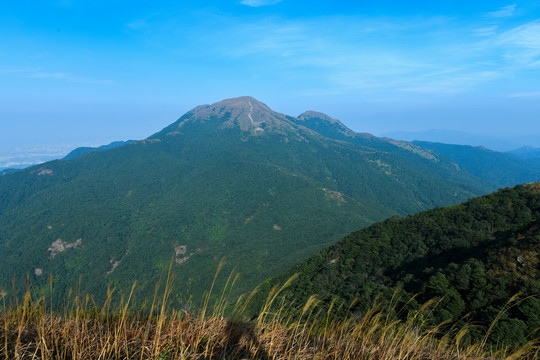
[1,266,538,359]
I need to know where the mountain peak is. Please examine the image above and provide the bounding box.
[165,96,297,134]
[297,111,356,136]
[156,96,375,142]
[298,110,339,124]
[296,110,374,140]
[215,96,271,111]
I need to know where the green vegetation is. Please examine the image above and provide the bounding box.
[269,183,540,347]
[62,140,136,160]
[1,98,540,357]
[0,97,492,304]
[413,141,540,188]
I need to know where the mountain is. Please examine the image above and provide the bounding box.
[381,129,540,152]
[509,147,540,170]
[0,97,492,303]
[291,114,540,188]
[412,141,540,188]
[270,183,540,346]
[63,140,136,160]
[508,146,540,160]
[0,168,18,176]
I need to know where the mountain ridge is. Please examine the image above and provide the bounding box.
[0,96,516,305]
[413,140,540,188]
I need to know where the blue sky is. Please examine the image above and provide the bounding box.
[1,0,540,152]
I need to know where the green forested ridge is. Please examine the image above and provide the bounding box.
[413,140,540,188]
[62,140,136,160]
[270,183,540,346]
[296,112,540,189]
[0,168,18,176]
[0,96,532,307]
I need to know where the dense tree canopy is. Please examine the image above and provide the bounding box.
[269,183,540,346]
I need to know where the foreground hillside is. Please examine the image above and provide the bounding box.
[270,183,540,346]
[0,97,489,303]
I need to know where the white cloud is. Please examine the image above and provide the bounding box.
[213,17,501,94]
[507,91,540,98]
[240,0,282,7]
[187,10,540,96]
[486,4,516,18]
[25,70,113,85]
[499,21,540,48]
[497,20,540,66]
[0,67,113,85]
[474,26,498,37]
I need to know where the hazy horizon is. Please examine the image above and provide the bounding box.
[2,1,540,153]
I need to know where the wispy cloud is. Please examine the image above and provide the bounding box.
[474,26,498,37]
[486,4,516,18]
[497,20,540,67]
[507,91,540,98]
[206,15,514,95]
[119,6,540,98]
[0,67,114,85]
[399,71,502,94]
[28,71,114,85]
[240,0,282,7]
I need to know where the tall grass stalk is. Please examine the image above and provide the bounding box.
[0,271,537,359]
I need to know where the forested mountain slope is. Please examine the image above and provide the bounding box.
[0,97,492,303]
[272,183,540,345]
[413,141,540,188]
[63,140,136,160]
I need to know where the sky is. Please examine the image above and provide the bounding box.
[1,0,540,156]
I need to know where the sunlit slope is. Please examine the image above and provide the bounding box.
[0,96,488,302]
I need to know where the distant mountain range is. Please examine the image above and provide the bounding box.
[509,146,540,159]
[0,97,539,305]
[412,141,540,188]
[381,129,540,152]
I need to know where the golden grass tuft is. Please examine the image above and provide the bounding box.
[0,272,538,360]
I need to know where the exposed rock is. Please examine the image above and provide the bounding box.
[106,260,121,275]
[48,238,82,259]
[322,188,346,204]
[383,138,439,161]
[175,246,203,265]
[33,168,54,176]
[106,250,129,276]
[138,139,161,145]
[175,245,187,256]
